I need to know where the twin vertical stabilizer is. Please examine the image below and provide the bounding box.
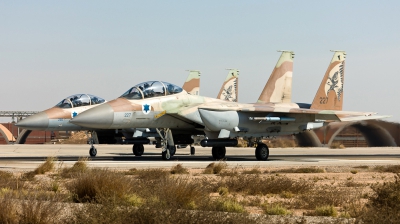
[217,69,239,102]
[182,70,201,95]
[310,50,346,111]
[257,51,294,103]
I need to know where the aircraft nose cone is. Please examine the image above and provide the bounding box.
[16,112,49,130]
[70,103,114,129]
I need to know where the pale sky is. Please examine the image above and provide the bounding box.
[1,1,399,122]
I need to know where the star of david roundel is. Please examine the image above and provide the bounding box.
[142,104,151,114]
[71,111,78,118]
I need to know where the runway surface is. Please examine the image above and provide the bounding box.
[1,144,400,171]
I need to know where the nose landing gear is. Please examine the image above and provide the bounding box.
[87,131,99,157]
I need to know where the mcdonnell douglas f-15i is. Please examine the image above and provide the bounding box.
[70,51,386,161]
[70,51,292,159]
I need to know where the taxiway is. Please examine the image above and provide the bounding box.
[1,144,400,171]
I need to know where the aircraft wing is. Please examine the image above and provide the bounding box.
[197,103,389,122]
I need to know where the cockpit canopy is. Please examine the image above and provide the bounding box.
[120,81,183,100]
[55,94,106,108]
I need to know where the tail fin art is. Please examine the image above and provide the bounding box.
[257,51,294,103]
[217,69,239,102]
[182,70,201,95]
[311,50,346,111]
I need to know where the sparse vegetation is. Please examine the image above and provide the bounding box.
[203,162,227,174]
[170,164,189,174]
[265,138,297,148]
[330,142,345,149]
[61,157,89,178]
[34,157,56,174]
[68,168,133,203]
[308,205,338,217]
[272,167,325,173]
[217,186,229,196]
[220,175,312,195]
[374,165,400,173]
[242,166,261,174]
[2,163,400,222]
[211,198,246,213]
[22,157,56,180]
[0,170,22,190]
[135,168,170,180]
[360,173,400,222]
[350,170,358,174]
[262,203,291,215]
[353,165,369,169]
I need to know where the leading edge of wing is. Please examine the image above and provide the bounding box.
[197,104,389,122]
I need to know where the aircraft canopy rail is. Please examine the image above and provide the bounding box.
[55,94,106,108]
[121,81,183,100]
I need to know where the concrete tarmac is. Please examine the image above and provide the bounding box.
[1,144,400,171]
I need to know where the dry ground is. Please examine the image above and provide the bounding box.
[1,158,400,223]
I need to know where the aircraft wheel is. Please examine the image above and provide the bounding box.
[190,146,195,155]
[89,146,97,157]
[133,144,144,156]
[255,144,269,161]
[212,146,226,160]
[169,145,176,156]
[162,148,172,160]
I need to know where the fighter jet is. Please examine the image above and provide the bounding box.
[71,50,386,161]
[70,51,290,159]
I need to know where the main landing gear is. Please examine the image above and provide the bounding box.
[255,143,269,161]
[132,144,144,156]
[190,146,195,155]
[201,138,269,161]
[89,146,97,157]
[211,146,226,160]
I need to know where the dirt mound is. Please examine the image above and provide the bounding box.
[60,131,88,144]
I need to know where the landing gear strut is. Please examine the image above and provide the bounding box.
[190,146,195,155]
[132,144,144,156]
[161,145,176,160]
[169,145,176,156]
[212,146,226,160]
[255,143,269,161]
[156,128,175,160]
[87,131,98,157]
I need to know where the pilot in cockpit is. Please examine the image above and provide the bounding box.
[167,84,175,94]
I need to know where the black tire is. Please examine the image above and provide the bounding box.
[212,146,226,160]
[255,144,269,161]
[190,146,195,155]
[169,145,176,156]
[133,144,144,156]
[89,147,97,157]
[162,148,171,160]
